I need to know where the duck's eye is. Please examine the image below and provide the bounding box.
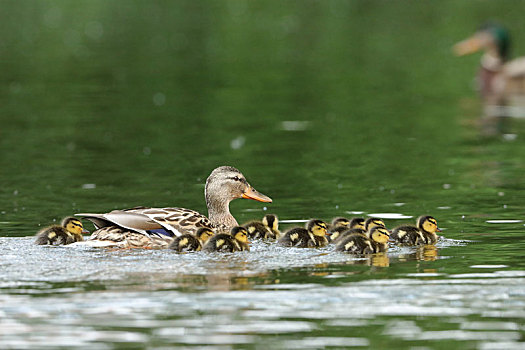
[231,176,241,181]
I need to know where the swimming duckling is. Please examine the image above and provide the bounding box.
[35,217,88,245]
[202,226,250,252]
[336,226,390,254]
[364,217,386,231]
[330,217,351,230]
[243,214,280,240]
[390,216,441,245]
[278,219,329,248]
[168,227,215,252]
[329,217,365,242]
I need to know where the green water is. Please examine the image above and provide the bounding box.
[1,1,525,349]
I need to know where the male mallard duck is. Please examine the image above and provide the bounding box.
[35,217,88,245]
[76,166,272,248]
[278,219,329,248]
[454,22,525,105]
[168,227,214,252]
[243,214,280,240]
[335,226,390,254]
[202,226,250,252]
[390,215,441,245]
[328,217,365,243]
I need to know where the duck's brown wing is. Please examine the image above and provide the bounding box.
[123,207,214,236]
[76,211,161,235]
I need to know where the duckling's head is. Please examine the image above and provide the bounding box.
[231,226,249,243]
[417,216,441,234]
[205,166,272,206]
[365,218,385,231]
[453,22,511,61]
[370,226,390,244]
[61,217,88,235]
[349,217,365,230]
[331,217,351,229]
[195,227,214,243]
[262,214,278,231]
[306,219,329,237]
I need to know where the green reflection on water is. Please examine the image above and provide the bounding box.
[2,1,525,349]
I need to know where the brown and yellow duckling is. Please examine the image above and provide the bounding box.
[202,226,250,252]
[364,217,386,232]
[335,226,390,254]
[169,227,215,252]
[35,217,88,245]
[243,214,280,240]
[329,217,365,243]
[278,219,329,248]
[390,215,441,245]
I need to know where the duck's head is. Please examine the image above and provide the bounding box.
[370,226,390,244]
[349,217,365,230]
[331,217,351,229]
[262,214,279,231]
[365,218,385,231]
[195,227,214,243]
[417,216,441,234]
[306,219,329,237]
[61,217,89,235]
[205,166,272,206]
[453,22,511,61]
[231,226,249,244]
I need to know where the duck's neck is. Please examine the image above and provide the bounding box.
[206,195,239,230]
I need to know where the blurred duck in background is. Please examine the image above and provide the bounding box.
[454,22,525,133]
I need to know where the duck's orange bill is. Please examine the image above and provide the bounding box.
[242,187,272,203]
[453,36,483,56]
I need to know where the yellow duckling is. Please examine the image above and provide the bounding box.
[168,227,215,252]
[202,226,250,252]
[329,217,365,243]
[278,219,329,248]
[243,214,280,240]
[330,217,351,230]
[364,217,386,231]
[35,217,88,245]
[390,215,441,245]
[335,226,390,254]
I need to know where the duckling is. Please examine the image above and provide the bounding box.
[336,226,390,254]
[364,217,386,231]
[330,217,351,230]
[168,227,214,252]
[202,226,250,252]
[243,214,280,240]
[278,219,329,248]
[390,215,441,245]
[263,214,280,239]
[329,217,365,242]
[35,217,88,245]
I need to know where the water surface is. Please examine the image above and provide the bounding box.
[2,1,525,349]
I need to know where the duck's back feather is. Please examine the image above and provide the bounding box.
[77,207,214,237]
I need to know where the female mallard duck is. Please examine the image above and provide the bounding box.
[168,227,214,252]
[335,226,390,254]
[35,217,88,245]
[329,217,365,243]
[75,166,272,248]
[202,226,250,252]
[278,219,329,248]
[243,214,280,240]
[390,215,441,245]
[454,23,525,105]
